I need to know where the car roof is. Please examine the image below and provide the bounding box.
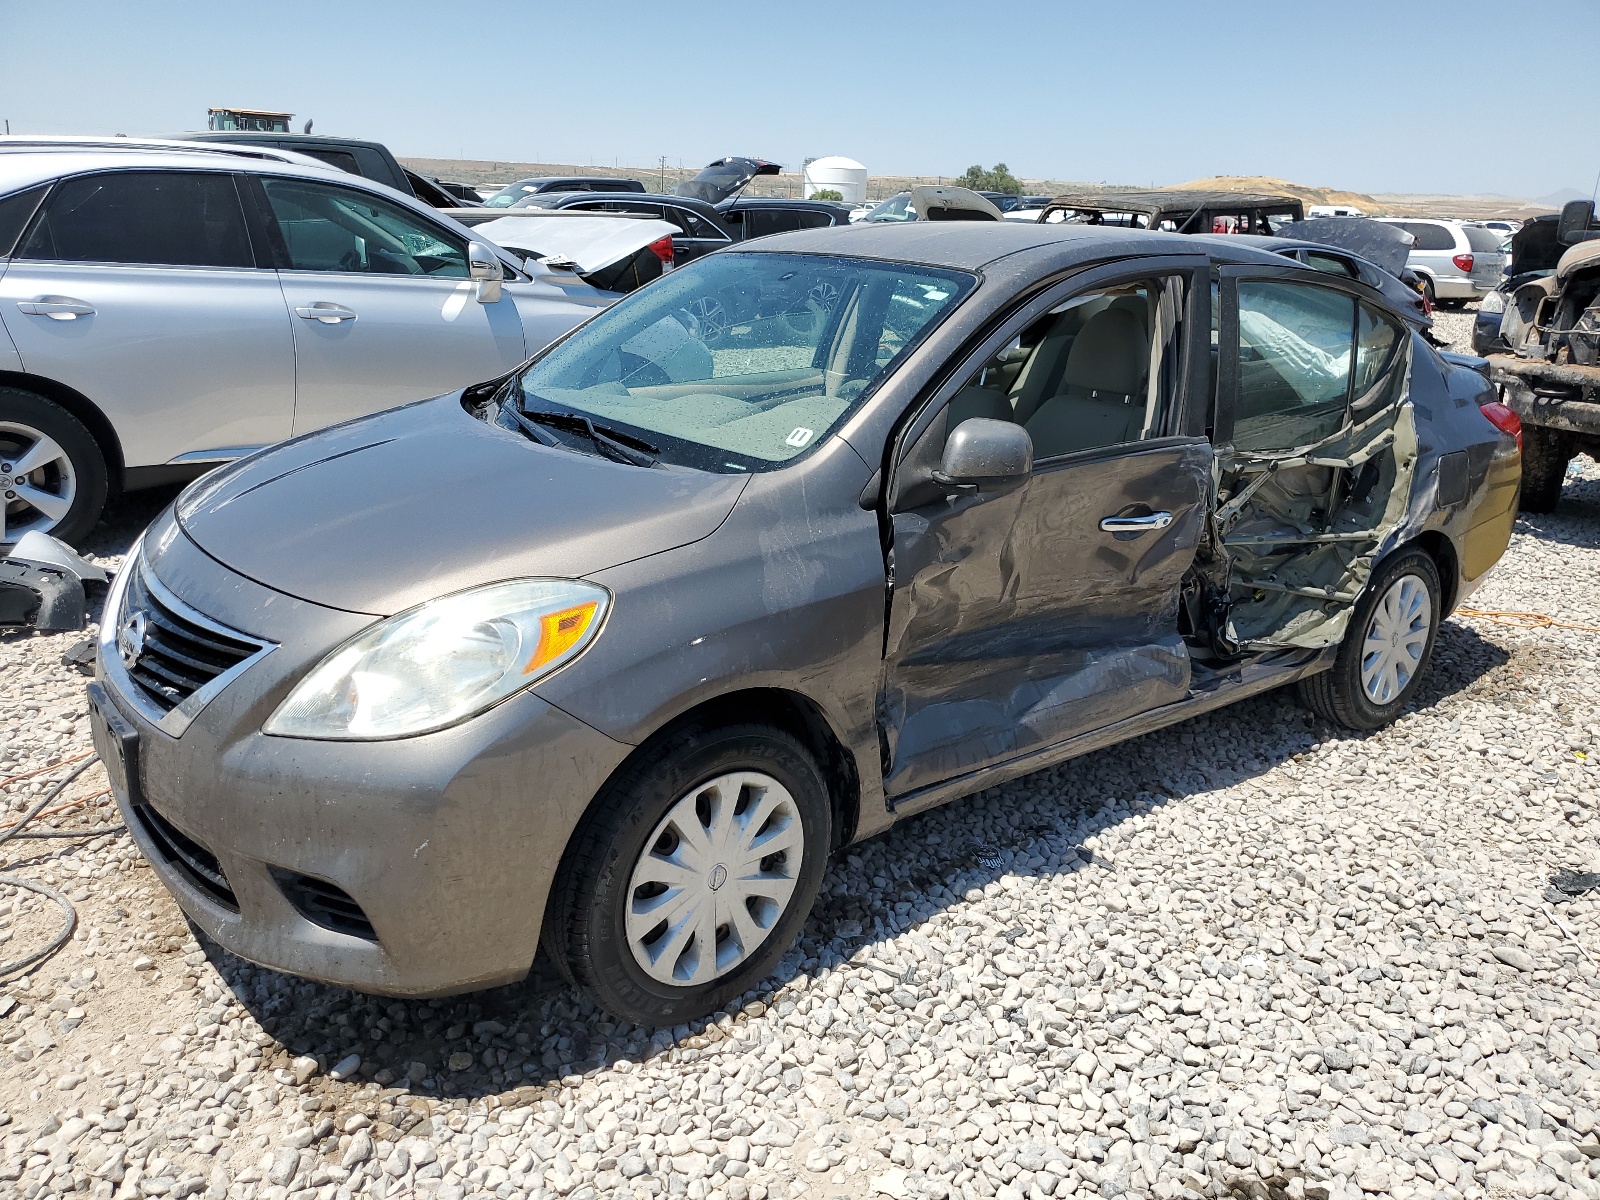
[726,221,1290,272]
[545,191,719,213]
[1043,189,1302,214]
[718,198,855,213]
[0,137,351,195]
[173,131,387,150]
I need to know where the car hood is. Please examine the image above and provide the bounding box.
[473,215,679,274]
[175,396,748,616]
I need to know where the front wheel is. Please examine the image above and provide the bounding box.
[1298,549,1442,730]
[0,388,109,548]
[546,723,831,1027]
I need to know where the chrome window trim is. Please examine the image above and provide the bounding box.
[98,538,277,738]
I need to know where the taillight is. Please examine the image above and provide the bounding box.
[1480,400,1521,450]
[647,235,674,267]
[1453,253,1475,273]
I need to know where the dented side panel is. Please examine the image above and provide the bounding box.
[880,438,1212,798]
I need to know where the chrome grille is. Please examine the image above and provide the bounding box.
[119,567,264,714]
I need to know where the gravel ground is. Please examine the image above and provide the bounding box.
[4,305,1600,1200]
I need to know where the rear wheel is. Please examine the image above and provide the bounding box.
[0,388,108,548]
[546,722,831,1027]
[1298,549,1441,730]
[1518,424,1571,514]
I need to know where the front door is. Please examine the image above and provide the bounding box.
[0,169,296,468]
[879,261,1213,799]
[252,176,527,434]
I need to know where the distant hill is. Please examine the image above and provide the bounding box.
[1169,175,1382,213]
[1537,188,1589,207]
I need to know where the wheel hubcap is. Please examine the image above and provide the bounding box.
[0,421,77,543]
[1360,574,1431,705]
[625,770,804,987]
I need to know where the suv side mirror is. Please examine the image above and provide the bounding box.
[468,241,504,303]
[1557,199,1596,246]
[934,418,1033,494]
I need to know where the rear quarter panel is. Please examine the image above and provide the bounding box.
[1405,338,1519,592]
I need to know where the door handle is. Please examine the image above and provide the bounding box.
[17,296,95,320]
[293,303,358,324]
[1099,511,1174,533]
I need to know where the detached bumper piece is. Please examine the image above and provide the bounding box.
[0,532,108,632]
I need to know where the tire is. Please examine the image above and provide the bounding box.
[1298,549,1442,731]
[545,722,831,1027]
[0,388,109,548]
[1517,424,1571,514]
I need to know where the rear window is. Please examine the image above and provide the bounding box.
[1463,226,1507,252]
[1398,221,1458,251]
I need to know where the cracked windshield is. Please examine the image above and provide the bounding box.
[512,253,973,470]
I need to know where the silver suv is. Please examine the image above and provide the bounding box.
[1374,217,1506,306]
[0,140,639,546]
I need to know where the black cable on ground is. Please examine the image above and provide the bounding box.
[0,754,123,978]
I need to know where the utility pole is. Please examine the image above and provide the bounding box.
[659,156,667,192]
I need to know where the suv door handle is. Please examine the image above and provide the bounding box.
[294,303,358,324]
[17,296,95,320]
[1100,512,1173,533]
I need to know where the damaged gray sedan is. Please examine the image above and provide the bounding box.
[88,223,1520,1025]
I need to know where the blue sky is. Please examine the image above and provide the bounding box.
[2,0,1595,199]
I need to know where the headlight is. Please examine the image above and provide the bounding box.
[264,579,609,740]
[1479,290,1506,315]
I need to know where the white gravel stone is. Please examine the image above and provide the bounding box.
[5,339,1600,1200]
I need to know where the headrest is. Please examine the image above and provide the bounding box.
[1061,307,1146,396]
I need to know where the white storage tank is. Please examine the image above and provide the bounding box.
[804,156,868,203]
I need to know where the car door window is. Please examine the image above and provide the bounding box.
[795,210,835,230]
[15,171,254,268]
[1353,303,1402,406]
[260,178,468,276]
[744,209,799,238]
[1233,280,1356,452]
[944,277,1187,459]
[298,148,363,176]
[1305,252,1357,279]
[0,185,50,257]
[668,207,728,241]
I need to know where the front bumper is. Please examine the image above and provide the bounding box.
[95,514,632,997]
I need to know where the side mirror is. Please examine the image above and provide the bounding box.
[934,418,1033,494]
[468,240,504,303]
[1557,199,1596,246]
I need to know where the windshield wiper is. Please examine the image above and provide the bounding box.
[517,405,660,468]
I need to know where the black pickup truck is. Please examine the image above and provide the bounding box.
[174,131,471,209]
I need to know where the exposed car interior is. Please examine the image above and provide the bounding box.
[945,280,1186,457]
